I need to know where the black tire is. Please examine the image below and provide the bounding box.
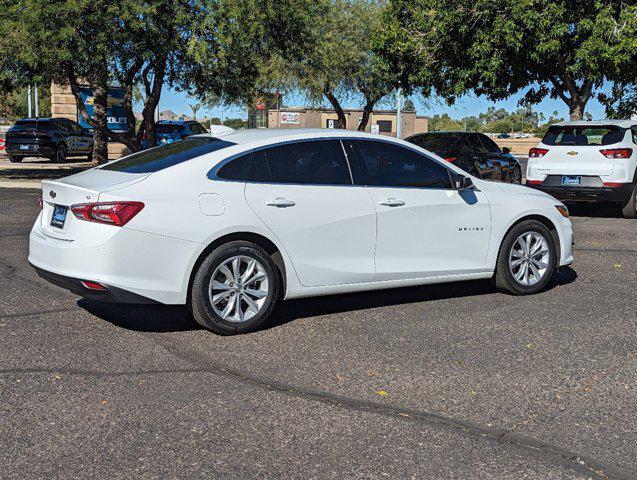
[7,154,22,163]
[511,165,522,184]
[621,184,636,219]
[190,241,281,335]
[55,144,67,163]
[494,220,557,295]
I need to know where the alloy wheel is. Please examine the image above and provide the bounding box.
[509,232,550,286]
[208,255,269,322]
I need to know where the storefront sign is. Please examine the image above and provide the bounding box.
[77,86,128,132]
[280,112,300,124]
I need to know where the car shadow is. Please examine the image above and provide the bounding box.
[78,267,578,334]
[565,202,623,218]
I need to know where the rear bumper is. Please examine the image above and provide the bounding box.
[527,179,634,203]
[30,263,158,304]
[6,144,56,158]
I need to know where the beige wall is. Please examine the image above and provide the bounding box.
[266,108,429,138]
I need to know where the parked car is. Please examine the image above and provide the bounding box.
[406,132,522,183]
[526,120,637,218]
[154,120,208,145]
[0,133,5,156]
[29,129,573,335]
[5,118,93,163]
[497,133,511,139]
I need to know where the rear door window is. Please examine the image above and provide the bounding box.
[249,140,352,185]
[542,125,627,146]
[355,140,452,189]
[408,134,462,156]
[101,137,236,173]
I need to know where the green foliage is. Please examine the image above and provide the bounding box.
[223,118,247,129]
[0,85,51,119]
[379,0,637,120]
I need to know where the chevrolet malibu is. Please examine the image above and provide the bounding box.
[29,129,573,334]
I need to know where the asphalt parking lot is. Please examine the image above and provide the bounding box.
[1,187,635,479]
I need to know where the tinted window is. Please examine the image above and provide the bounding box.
[216,152,251,180]
[355,140,452,189]
[631,127,637,145]
[12,120,58,131]
[478,134,501,154]
[542,125,627,146]
[467,135,487,152]
[409,134,464,156]
[249,140,351,185]
[157,124,185,134]
[102,137,235,173]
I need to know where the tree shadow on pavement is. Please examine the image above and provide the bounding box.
[566,202,623,218]
[77,267,577,334]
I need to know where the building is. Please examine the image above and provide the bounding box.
[248,105,429,138]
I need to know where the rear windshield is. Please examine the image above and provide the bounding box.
[408,134,464,155]
[12,120,58,131]
[101,137,236,173]
[542,125,627,146]
[156,124,185,134]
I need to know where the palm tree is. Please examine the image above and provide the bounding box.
[189,103,201,120]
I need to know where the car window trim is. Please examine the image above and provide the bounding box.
[208,137,357,187]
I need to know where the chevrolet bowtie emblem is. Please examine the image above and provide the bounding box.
[567,151,578,156]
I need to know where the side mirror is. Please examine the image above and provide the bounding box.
[455,175,474,191]
[502,146,511,154]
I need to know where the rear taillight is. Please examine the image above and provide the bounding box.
[529,148,549,158]
[599,148,632,159]
[71,202,144,226]
[444,157,457,162]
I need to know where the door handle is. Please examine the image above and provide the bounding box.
[379,198,405,207]
[265,197,296,208]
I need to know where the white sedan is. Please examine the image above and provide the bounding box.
[29,129,573,334]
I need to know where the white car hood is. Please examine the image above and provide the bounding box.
[476,179,558,202]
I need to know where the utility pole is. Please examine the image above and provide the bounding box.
[27,85,32,118]
[464,106,467,132]
[396,88,403,139]
[34,84,39,117]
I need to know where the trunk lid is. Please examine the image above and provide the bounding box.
[40,168,150,240]
[531,145,616,176]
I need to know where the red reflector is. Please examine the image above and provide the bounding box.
[444,157,457,162]
[71,202,144,226]
[38,193,43,209]
[603,182,626,187]
[529,147,549,158]
[526,179,543,185]
[599,148,632,159]
[80,280,106,291]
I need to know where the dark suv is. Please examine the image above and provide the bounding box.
[156,120,208,143]
[5,118,93,163]
[406,132,522,183]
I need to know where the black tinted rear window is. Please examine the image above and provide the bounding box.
[542,125,627,146]
[12,120,58,131]
[156,124,185,134]
[101,137,236,173]
[408,134,464,155]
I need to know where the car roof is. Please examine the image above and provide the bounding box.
[192,128,408,146]
[554,119,637,128]
[17,117,58,122]
[157,120,198,125]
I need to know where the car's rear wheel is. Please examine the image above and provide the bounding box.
[621,184,636,219]
[55,144,67,163]
[7,154,22,163]
[495,220,557,295]
[190,241,281,335]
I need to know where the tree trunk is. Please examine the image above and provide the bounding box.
[139,56,167,148]
[323,89,347,129]
[358,100,377,131]
[91,79,109,165]
[569,98,586,121]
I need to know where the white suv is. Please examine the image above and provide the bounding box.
[526,120,637,218]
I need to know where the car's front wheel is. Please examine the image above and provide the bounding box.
[55,144,67,163]
[494,220,557,295]
[7,154,22,163]
[190,241,281,335]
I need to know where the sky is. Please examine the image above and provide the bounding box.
[155,85,611,122]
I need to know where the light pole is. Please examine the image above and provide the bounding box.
[27,85,32,118]
[34,84,39,117]
[396,88,403,139]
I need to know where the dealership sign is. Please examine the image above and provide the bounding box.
[77,86,128,132]
[280,112,300,124]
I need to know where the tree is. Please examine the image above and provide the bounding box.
[189,103,201,120]
[380,0,637,121]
